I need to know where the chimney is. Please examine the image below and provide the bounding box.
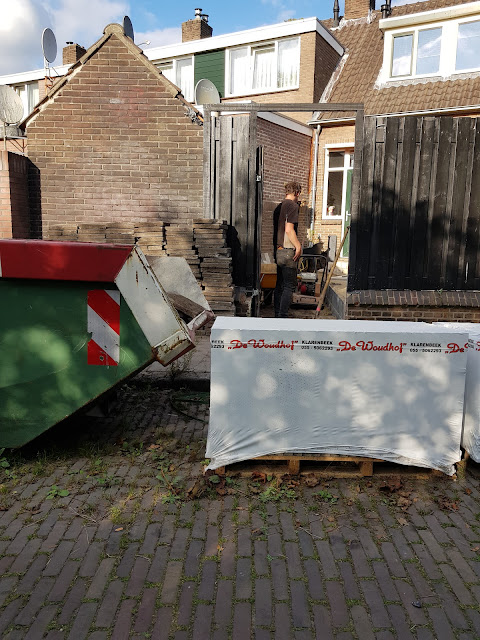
[63,42,86,65]
[182,8,213,42]
[344,0,375,20]
[333,0,340,27]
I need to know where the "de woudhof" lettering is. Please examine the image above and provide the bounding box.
[337,340,407,354]
[228,339,298,351]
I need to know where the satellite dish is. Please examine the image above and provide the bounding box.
[0,86,24,125]
[123,16,134,41]
[194,79,220,106]
[42,28,57,64]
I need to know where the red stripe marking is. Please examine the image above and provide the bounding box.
[88,290,120,334]
[0,240,132,282]
[87,339,118,366]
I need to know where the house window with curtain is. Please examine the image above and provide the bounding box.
[323,148,354,220]
[226,37,300,96]
[156,57,194,102]
[13,82,39,118]
[391,27,442,78]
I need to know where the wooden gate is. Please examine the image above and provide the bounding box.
[349,115,480,291]
[203,113,262,294]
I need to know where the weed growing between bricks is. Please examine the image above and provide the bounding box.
[0,380,480,638]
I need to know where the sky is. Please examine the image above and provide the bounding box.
[0,0,421,77]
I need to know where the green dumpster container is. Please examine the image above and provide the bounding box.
[0,239,212,447]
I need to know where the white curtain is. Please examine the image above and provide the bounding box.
[253,46,275,91]
[230,48,249,95]
[278,38,299,88]
[176,58,193,102]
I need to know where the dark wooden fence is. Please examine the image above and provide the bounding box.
[349,115,480,291]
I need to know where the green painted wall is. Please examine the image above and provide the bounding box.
[194,49,225,97]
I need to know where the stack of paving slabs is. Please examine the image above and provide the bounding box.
[134,222,166,257]
[77,223,107,243]
[44,223,79,241]
[104,222,135,245]
[194,219,234,316]
[165,223,201,279]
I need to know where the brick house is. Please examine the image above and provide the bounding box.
[312,0,480,321]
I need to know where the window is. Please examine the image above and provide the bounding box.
[226,37,300,96]
[13,82,39,118]
[456,20,480,71]
[323,148,354,220]
[382,12,480,82]
[391,27,441,78]
[157,57,194,102]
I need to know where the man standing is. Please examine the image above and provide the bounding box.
[273,181,302,318]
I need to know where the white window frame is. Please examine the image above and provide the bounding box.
[381,14,480,82]
[13,81,39,118]
[156,56,194,102]
[322,144,354,222]
[225,36,300,97]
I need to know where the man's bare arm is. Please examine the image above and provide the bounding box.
[285,222,301,261]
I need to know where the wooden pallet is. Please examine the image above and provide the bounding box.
[214,454,450,479]
[215,454,383,477]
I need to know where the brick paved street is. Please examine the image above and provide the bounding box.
[1,379,480,639]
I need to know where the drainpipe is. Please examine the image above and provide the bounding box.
[309,124,321,244]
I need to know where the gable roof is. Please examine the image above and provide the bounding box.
[23,23,202,128]
[317,0,480,121]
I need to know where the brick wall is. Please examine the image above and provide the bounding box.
[344,0,373,20]
[347,290,480,322]
[257,117,312,256]
[182,18,213,42]
[0,151,31,239]
[26,27,204,238]
[221,32,341,125]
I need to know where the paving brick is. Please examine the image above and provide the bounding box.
[256,629,272,640]
[291,580,310,628]
[205,524,219,556]
[48,561,79,602]
[390,528,414,560]
[95,579,124,627]
[111,598,135,640]
[351,605,375,640]
[298,528,315,557]
[16,577,55,625]
[446,548,478,583]
[140,522,162,555]
[43,540,75,577]
[191,509,207,539]
[77,541,104,577]
[428,607,456,640]
[151,606,173,640]
[236,558,252,599]
[339,562,360,599]
[9,538,41,574]
[255,577,272,627]
[177,581,195,626]
[192,603,213,639]
[254,540,269,575]
[58,578,87,624]
[316,540,338,577]
[285,541,303,578]
[196,559,216,601]
[271,559,289,600]
[417,530,447,562]
[238,526,252,556]
[116,542,139,578]
[434,581,469,629]
[326,581,349,627]
[126,556,151,597]
[386,604,414,640]
[349,539,372,577]
[439,564,474,605]
[279,511,297,540]
[0,600,23,636]
[214,579,234,628]
[161,561,183,604]
[66,602,97,640]
[170,527,190,559]
[147,546,169,583]
[360,580,390,628]
[86,558,116,599]
[220,540,235,576]
[274,603,292,640]
[233,602,251,640]
[159,515,176,544]
[381,542,407,578]
[413,544,442,579]
[40,521,68,551]
[312,604,333,640]
[128,512,148,540]
[134,587,157,633]
[304,557,324,600]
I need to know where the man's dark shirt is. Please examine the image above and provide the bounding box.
[273,199,299,251]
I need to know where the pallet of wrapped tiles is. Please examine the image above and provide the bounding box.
[206,318,469,475]
[436,323,480,463]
